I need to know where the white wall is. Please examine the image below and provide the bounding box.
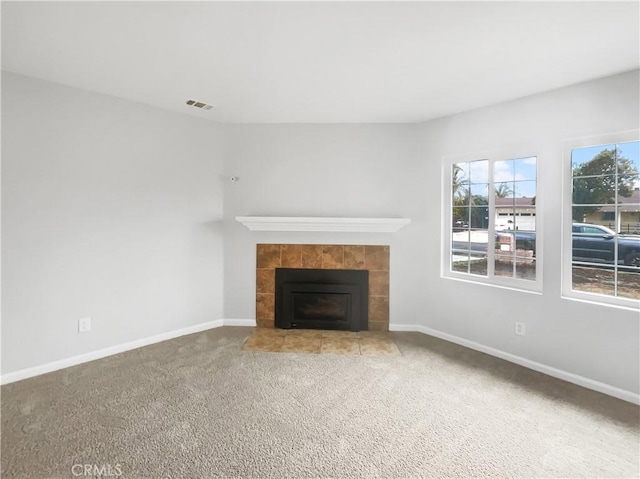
[222,124,426,320]
[1,73,225,375]
[223,71,640,395]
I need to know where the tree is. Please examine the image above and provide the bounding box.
[452,164,468,206]
[452,164,470,228]
[495,183,513,198]
[572,148,639,222]
[469,195,489,228]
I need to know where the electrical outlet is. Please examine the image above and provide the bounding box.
[515,321,526,336]
[78,317,92,333]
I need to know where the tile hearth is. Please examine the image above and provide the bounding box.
[241,328,401,356]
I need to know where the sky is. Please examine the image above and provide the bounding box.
[455,157,537,199]
[456,142,640,201]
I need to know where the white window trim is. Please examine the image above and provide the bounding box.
[441,147,543,293]
[562,129,640,310]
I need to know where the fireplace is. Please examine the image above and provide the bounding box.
[275,268,369,331]
[256,244,389,331]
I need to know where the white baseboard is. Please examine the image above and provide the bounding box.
[0,318,258,386]
[6,319,636,405]
[223,318,257,327]
[390,323,640,405]
[388,323,421,332]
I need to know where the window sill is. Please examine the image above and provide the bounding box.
[443,273,543,295]
[561,292,640,312]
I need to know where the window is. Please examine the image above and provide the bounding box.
[447,154,538,289]
[569,139,640,304]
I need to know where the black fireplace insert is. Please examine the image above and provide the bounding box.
[275,268,368,331]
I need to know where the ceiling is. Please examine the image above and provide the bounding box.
[2,1,638,124]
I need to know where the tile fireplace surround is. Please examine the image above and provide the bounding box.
[256,244,390,331]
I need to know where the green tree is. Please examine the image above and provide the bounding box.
[572,148,638,222]
[469,195,489,228]
[452,164,470,227]
[495,183,513,198]
[452,164,468,206]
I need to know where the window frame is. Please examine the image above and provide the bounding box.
[562,130,640,310]
[442,148,543,293]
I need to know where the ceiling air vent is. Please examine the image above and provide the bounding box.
[186,99,213,111]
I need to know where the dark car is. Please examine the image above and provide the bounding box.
[572,223,640,267]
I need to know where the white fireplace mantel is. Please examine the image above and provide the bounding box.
[235,216,411,233]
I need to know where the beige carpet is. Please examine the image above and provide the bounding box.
[2,327,638,478]
[241,328,401,355]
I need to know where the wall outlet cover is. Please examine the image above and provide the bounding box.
[78,317,92,333]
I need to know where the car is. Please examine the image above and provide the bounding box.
[572,223,640,267]
[495,219,514,231]
[453,223,640,268]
